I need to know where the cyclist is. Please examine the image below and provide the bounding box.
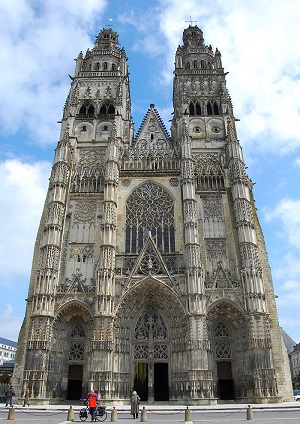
[86,389,98,422]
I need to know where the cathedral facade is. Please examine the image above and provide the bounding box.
[13,26,292,405]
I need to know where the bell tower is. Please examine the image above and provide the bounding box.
[13,27,133,401]
[172,25,292,402]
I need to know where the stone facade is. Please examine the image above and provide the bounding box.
[13,26,293,405]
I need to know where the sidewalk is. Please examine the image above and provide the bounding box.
[1,402,300,424]
[7,400,300,410]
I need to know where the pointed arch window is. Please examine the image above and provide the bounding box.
[108,105,115,114]
[100,105,107,114]
[103,62,108,70]
[99,103,115,116]
[78,103,95,118]
[185,62,190,69]
[189,102,195,115]
[125,182,175,254]
[193,60,197,69]
[87,105,94,115]
[79,105,86,115]
[207,102,213,115]
[189,101,201,116]
[213,101,219,115]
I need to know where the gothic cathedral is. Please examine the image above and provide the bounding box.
[13,26,292,404]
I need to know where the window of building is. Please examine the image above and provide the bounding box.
[207,102,213,115]
[125,182,175,254]
[215,323,229,337]
[78,103,95,117]
[189,101,201,116]
[213,101,219,115]
[99,104,115,116]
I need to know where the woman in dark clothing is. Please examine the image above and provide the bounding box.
[130,390,141,419]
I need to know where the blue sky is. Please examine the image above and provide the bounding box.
[0,0,300,344]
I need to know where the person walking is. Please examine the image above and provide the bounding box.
[130,390,141,419]
[86,389,98,422]
[5,386,15,407]
[22,387,30,407]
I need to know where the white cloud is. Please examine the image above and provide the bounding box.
[0,304,23,341]
[0,159,51,283]
[264,198,300,251]
[125,0,300,155]
[0,0,108,146]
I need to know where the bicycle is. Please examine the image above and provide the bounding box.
[79,402,107,421]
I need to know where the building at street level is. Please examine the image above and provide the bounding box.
[13,26,293,404]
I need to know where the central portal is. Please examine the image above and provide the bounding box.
[133,306,170,403]
[134,362,169,402]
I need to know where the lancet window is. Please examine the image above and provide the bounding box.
[125,182,175,254]
[99,103,115,116]
[189,101,202,116]
[78,103,95,118]
[207,101,219,116]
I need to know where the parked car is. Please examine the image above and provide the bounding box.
[293,390,300,401]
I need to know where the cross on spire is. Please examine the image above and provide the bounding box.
[185,15,197,26]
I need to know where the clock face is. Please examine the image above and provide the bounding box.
[148,125,157,132]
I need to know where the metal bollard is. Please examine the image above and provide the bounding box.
[246,405,253,420]
[111,406,117,422]
[141,406,147,422]
[7,407,15,420]
[67,405,74,421]
[185,406,192,422]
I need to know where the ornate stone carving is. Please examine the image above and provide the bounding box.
[202,197,223,221]
[240,244,261,272]
[73,202,96,225]
[134,307,168,340]
[216,342,231,359]
[169,178,179,186]
[228,159,247,183]
[234,199,254,227]
[50,162,69,185]
[69,343,84,360]
[72,150,105,193]
[206,239,226,260]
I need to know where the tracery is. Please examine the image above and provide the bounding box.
[125,182,175,253]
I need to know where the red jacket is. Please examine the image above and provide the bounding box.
[87,391,98,408]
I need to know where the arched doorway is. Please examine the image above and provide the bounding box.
[207,301,248,401]
[49,302,93,400]
[133,306,169,402]
[114,278,187,403]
